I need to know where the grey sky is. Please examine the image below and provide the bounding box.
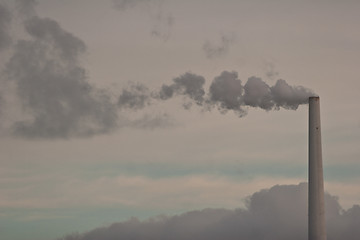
[0,0,359,240]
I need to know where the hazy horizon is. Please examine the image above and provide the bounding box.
[0,0,359,239]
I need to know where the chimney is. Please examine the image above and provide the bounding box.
[308,96,326,240]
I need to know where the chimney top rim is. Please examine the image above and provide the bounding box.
[309,96,319,99]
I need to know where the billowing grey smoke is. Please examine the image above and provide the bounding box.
[243,76,314,110]
[15,0,37,19]
[243,76,273,109]
[209,71,245,115]
[0,0,175,139]
[0,1,314,139]
[58,183,360,240]
[118,72,206,111]
[0,2,11,51]
[208,71,314,116]
[158,72,206,104]
[118,83,151,110]
[271,79,314,110]
[0,2,11,119]
[5,14,118,138]
[119,70,314,117]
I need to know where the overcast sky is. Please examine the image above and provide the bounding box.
[0,1,359,240]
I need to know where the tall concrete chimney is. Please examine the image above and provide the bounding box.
[308,96,326,240]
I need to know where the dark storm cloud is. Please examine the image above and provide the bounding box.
[5,15,118,138]
[203,34,236,59]
[0,2,12,50]
[58,183,360,240]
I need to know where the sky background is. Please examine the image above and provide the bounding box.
[0,0,359,240]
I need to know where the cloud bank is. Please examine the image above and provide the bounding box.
[58,183,360,240]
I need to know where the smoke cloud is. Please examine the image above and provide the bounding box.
[0,2,11,120]
[157,72,206,104]
[118,83,151,110]
[15,0,37,19]
[209,71,314,114]
[0,2,11,51]
[58,183,360,240]
[208,71,246,115]
[3,2,118,138]
[0,2,314,139]
[271,79,314,110]
[120,71,314,117]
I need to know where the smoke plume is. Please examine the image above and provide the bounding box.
[118,83,151,110]
[119,71,315,117]
[157,72,206,104]
[0,2,11,51]
[208,71,245,115]
[3,1,118,139]
[15,0,37,19]
[0,1,314,139]
[58,183,360,240]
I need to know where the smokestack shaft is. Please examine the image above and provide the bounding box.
[308,97,326,240]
